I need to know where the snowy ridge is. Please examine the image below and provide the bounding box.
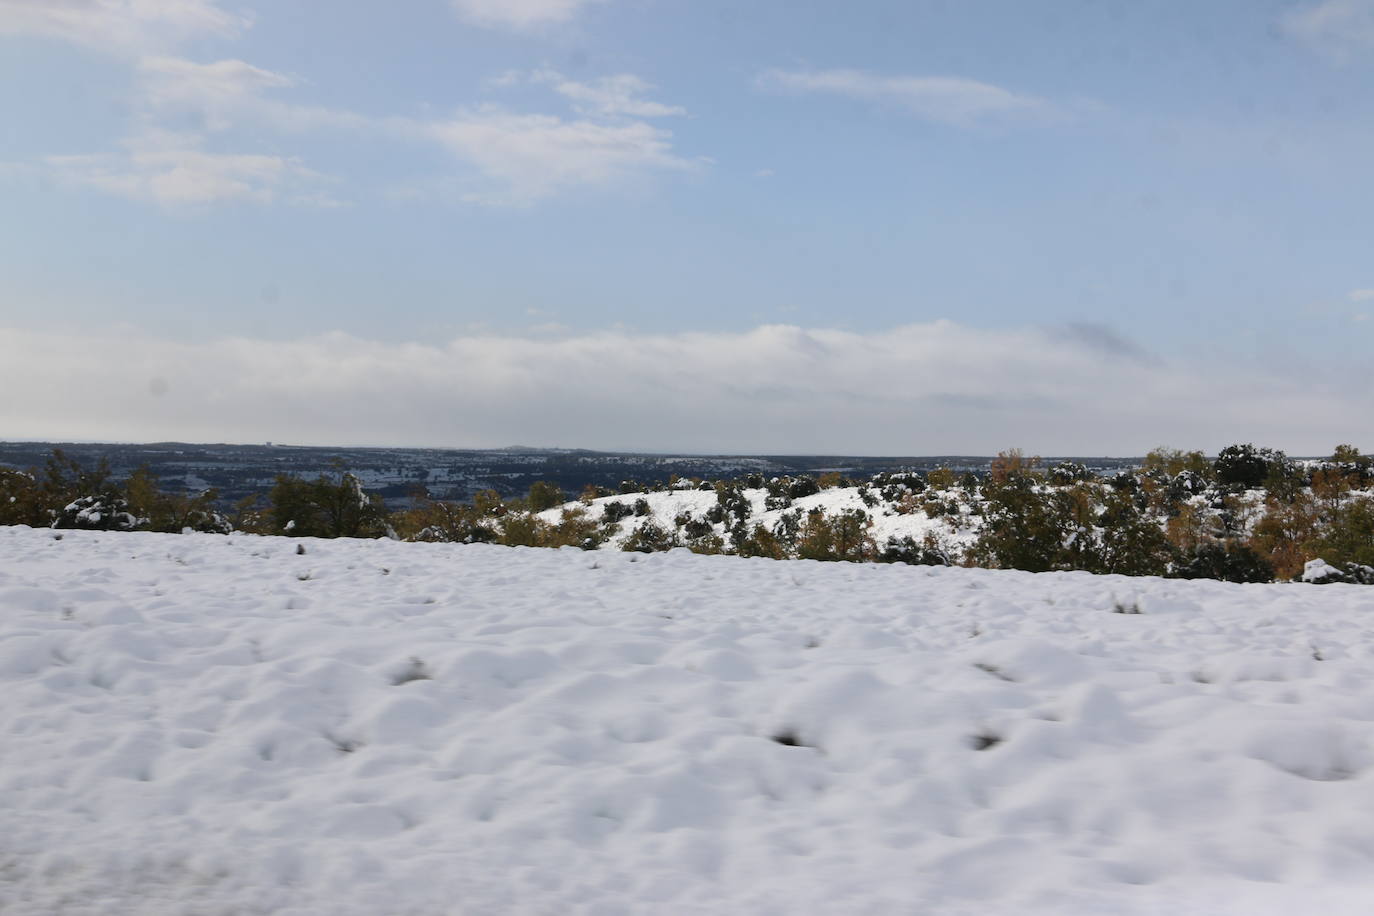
[538,482,978,552]
[3,527,1374,914]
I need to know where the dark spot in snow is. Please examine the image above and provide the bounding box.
[324,732,361,754]
[970,732,1002,751]
[770,729,810,748]
[296,544,306,555]
[392,657,432,686]
[1113,600,1142,615]
[973,662,1016,681]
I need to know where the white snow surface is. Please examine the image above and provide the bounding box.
[4,527,1374,915]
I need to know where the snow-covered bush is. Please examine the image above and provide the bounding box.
[713,483,751,524]
[1299,558,1374,585]
[1048,461,1092,485]
[52,494,144,531]
[876,535,950,567]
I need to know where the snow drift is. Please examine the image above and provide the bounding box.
[3,526,1374,914]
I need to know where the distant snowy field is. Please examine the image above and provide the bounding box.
[4,528,1374,915]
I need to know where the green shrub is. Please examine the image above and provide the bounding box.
[527,481,566,513]
[797,509,871,562]
[622,521,676,553]
[268,472,388,538]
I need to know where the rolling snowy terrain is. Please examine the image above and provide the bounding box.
[3,526,1374,915]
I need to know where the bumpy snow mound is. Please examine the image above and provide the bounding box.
[3,528,1374,915]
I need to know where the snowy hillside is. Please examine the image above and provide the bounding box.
[537,481,979,554]
[3,527,1374,915]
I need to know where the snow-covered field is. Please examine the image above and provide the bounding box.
[4,527,1374,915]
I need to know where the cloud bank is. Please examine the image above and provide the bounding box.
[1,323,1363,456]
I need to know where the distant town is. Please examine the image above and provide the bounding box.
[0,441,1140,509]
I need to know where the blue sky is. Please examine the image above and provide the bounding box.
[2,0,1372,454]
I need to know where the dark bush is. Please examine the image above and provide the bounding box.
[1109,471,1138,493]
[714,483,752,523]
[764,494,792,511]
[969,476,1065,572]
[1174,541,1274,583]
[268,472,388,538]
[622,521,675,553]
[682,517,714,540]
[876,535,950,566]
[1214,444,1283,490]
[0,468,40,527]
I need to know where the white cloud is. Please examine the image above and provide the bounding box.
[1283,0,1374,59]
[419,107,696,204]
[450,0,606,30]
[0,0,249,52]
[21,13,696,210]
[0,322,1366,455]
[136,56,368,132]
[46,63,695,207]
[36,57,355,208]
[1349,289,1374,302]
[139,56,293,105]
[758,68,1053,126]
[411,70,693,202]
[530,70,686,119]
[124,58,694,204]
[46,130,330,207]
[138,57,294,130]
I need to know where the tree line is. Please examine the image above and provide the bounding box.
[2,444,1372,584]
